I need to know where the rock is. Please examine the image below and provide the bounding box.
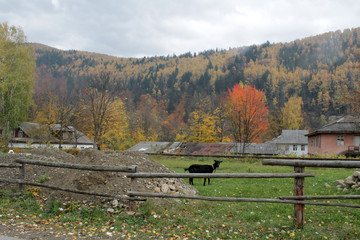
[334,181,347,189]
[353,171,360,178]
[111,199,119,208]
[344,176,356,186]
[334,180,345,186]
[154,187,161,193]
[324,183,331,188]
[126,211,143,217]
[107,208,115,213]
[161,184,170,193]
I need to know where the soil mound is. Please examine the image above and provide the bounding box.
[0,148,197,203]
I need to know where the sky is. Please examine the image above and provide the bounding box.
[1,0,359,58]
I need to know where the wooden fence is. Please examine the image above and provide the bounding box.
[262,159,360,227]
[0,158,142,201]
[127,159,360,227]
[1,157,360,228]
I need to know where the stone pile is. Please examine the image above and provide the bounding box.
[334,171,360,191]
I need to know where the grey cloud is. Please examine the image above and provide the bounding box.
[0,0,359,57]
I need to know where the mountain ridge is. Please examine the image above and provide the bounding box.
[31,27,360,141]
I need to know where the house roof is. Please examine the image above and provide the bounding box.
[269,130,309,145]
[16,122,93,145]
[19,122,58,141]
[180,142,234,155]
[72,130,94,145]
[127,141,277,155]
[229,142,277,155]
[306,115,360,137]
[127,142,179,153]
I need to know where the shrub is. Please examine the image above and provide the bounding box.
[62,148,80,156]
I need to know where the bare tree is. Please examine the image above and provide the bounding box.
[81,71,120,149]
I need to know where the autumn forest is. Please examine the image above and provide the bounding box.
[29,27,360,150]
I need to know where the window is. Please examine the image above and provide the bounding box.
[337,135,344,146]
[301,145,305,151]
[18,130,23,138]
[293,145,298,151]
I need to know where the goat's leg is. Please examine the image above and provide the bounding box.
[208,178,211,185]
[203,178,206,186]
[189,178,193,185]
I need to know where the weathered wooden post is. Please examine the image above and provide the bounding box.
[293,166,305,227]
[129,166,138,211]
[19,163,26,192]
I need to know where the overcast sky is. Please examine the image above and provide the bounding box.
[1,0,359,58]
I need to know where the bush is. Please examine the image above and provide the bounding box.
[62,148,80,156]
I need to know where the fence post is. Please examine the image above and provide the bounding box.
[19,163,26,192]
[293,166,305,227]
[129,166,138,211]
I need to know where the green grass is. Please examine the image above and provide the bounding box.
[0,156,359,239]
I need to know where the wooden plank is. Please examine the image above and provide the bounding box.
[19,163,25,192]
[280,195,360,200]
[14,158,137,172]
[147,153,356,161]
[263,159,360,168]
[127,172,315,178]
[127,191,360,208]
[293,166,305,228]
[0,178,145,201]
[0,164,21,168]
[129,166,138,211]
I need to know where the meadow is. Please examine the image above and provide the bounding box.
[0,155,359,239]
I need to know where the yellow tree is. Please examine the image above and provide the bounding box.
[128,94,162,144]
[33,92,58,144]
[100,99,131,150]
[281,96,304,130]
[187,110,218,143]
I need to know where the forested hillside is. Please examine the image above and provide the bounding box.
[31,28,360,149]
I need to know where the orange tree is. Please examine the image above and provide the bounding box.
[226,83,268,153]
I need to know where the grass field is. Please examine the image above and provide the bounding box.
[0,155,360,239]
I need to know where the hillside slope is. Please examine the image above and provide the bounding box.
[32,27,360,135]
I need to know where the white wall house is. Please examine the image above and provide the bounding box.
[269,130,309,156]
[7,122,94,150]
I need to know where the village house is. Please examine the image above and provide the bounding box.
[268,130,309,156]
[306,116,360,155]
[7,122,94,149]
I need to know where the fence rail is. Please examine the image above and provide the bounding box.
[127,191,360,208]
[126,172,315,178]
[14,158,137,172]
[262,159,360,168]
[0,178,143,201]
[0,163,21,168]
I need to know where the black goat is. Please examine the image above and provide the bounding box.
[184,160,223,186]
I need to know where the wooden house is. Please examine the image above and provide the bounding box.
[8,122,94,149]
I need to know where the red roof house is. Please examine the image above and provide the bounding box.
[306,116,360,155]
